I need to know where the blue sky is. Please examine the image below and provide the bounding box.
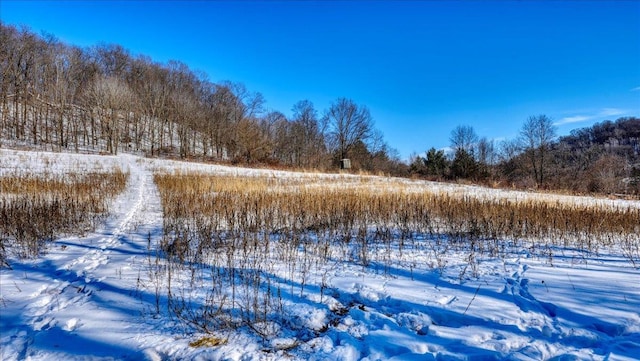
[1,0,639,160]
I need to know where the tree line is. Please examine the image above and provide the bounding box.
[1,22,639,194]
[0,23,403,172]
[410,115,640,195]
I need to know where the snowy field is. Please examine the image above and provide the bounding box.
[1,148,639,361]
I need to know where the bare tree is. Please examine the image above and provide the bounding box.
[166,61,200,158]
[42,34,74,150]
[94,43,131,78]
[291,100,326,168]
[0,24,18,141]
[260,110,286,161]
[236,117,271,163]
[206,83,238,159]
[140,66,170,155]
[449,125,478,155]
[477,137,496,177]
[324,98,373,162]
[85,75,133,154]
[6,26,38,141]
[519,114,557,187]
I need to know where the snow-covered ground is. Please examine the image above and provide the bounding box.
[1,149,639,360]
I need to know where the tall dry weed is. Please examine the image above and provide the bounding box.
[152,172,640,336]
[0,169,128,263]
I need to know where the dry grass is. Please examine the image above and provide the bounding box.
[156,173,640,248]
[151,172,640,336]
[0,169,128,264]
[188,335,228,348]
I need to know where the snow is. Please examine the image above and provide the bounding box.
[1,148,640,360]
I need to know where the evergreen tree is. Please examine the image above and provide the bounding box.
[425,147,448,178]
[450,148,478,180]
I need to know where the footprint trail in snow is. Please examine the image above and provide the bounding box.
[0,155,163,361]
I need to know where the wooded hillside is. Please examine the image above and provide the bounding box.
[410,117,640,195]
[1,22,638,194]
[0,23,403,173]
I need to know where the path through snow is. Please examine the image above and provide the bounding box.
[1,150,640,360]
[1,154,164,360]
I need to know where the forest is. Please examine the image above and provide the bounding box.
[1,22,639,195]
[410,117,640,195]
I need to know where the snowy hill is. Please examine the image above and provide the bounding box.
[1,149,639,360]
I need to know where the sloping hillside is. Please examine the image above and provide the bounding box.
[1,149,639,360]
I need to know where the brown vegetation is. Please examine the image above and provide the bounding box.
[0,169,128,264]
[152,172,640,334]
